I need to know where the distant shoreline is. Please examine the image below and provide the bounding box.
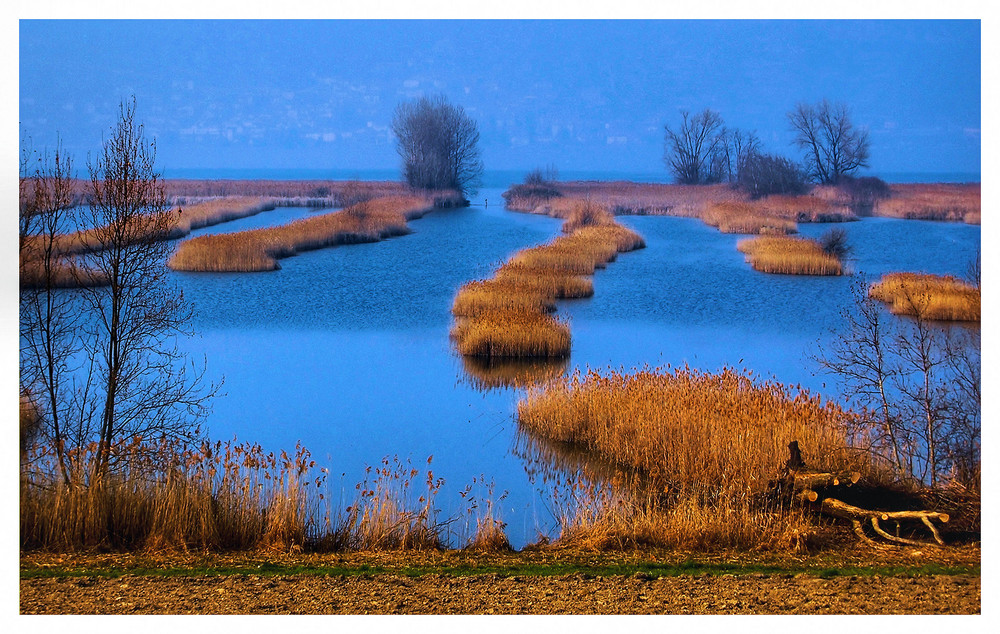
[159,168,982,187]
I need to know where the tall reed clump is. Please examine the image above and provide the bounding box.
[20,437,325,552]
[517,366,867,550]
[869,272,980,322]
[21,438,460,553]
[318,456,446,551]
[737,235,844,275]
[167,195,432,272]
[451,200,644,362]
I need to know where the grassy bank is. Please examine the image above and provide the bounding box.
[168,195,433,272]
[737,235,844,275]
[450,200,644,364]
[869,272,980,321]
[20,546,980,581]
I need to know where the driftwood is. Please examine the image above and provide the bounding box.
[781,441,949,548]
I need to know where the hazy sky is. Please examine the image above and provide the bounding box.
[18,19,981,177]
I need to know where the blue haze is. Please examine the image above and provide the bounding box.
[19,20,981,178]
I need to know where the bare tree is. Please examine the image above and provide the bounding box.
[788,99,870,184]
[663,109,726,185]
[19,136,84,483]
[80,97,215,478]
[717,128,761,184]
[392,95,483,196]
[814,276,980,489]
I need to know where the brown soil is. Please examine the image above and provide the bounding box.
[19,545,980,615]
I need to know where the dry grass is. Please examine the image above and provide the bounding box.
[737,235,844,276]
[505,181,741,218]
[167,196,432,272]
[20,438,456,553]
[451,310,572,359]
[517,366,867,550]
[19,256,109,289]
[876,184,981,224]
[869,272,980,322]
[702,201,799,235]
[20,438,323,552]
[451,200,644,361]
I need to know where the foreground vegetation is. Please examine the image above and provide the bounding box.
[517,366,865,550]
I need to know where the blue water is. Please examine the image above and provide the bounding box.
[169,188,980,548]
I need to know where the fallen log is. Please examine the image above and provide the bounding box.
[784,441,950,547]
[813,496,949,546]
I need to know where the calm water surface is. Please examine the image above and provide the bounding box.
[171,188,980,547]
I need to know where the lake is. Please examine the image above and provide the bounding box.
[171,186,980,547]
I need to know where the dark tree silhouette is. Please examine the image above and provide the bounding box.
[392,95,483,196]
[788,99,870,184]
[81,97,215,478]
[663,109,726,185]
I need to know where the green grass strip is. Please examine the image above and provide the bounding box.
[20,559,979,581]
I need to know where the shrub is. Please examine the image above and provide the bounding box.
[736,152,809,199]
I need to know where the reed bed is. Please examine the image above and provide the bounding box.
[19,256,109,289]
[737,235,844,276]
[451,200,644,361]
[170,197,277,233]
[452,310,572,359]
[167,195,432,272]
[505,181,742,218]
[20,438,322,552]
[516,366,867,549]
[702,201,799,235]
[20,438,468,553]
[877,183,981,223]
[869,272,980,322]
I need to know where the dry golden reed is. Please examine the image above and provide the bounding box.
[869,272,980,321]
[167,195,432,272]
[451,200,644,361]
[702,201,799,235]
[877,183,981,224]
[517,365,866,549]
[20,438,462,553]
[737,235,843,275]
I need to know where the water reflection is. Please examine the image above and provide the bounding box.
[459,355,568,390]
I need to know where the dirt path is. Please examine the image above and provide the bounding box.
[20,571,979,615]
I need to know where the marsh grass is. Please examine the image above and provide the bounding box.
[702,201,799,235]
[451,200,644,360]
[19,256,109,289]
[167,196,432,272]
[877,184,981,224]
[869,272,980,321]
[320,456,446,551]
[20,438,463,553]
[517,366,868,550]
[451,310,572,359]
[737,235,844,275]
[20,438,323,552]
